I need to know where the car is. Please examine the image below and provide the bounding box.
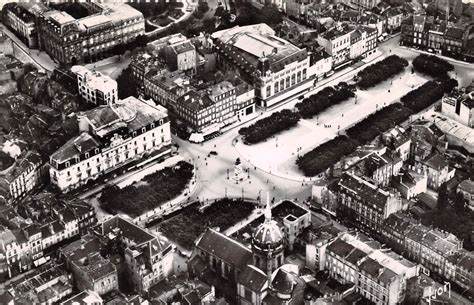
[209,151,218,156]
[298,95,305,100]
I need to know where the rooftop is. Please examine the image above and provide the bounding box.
[213,24,307,74]
[71,65,117,93]
[101,215,155,246]
[196,228,253,271]
[338,172,390,209]
[458,180,474,194]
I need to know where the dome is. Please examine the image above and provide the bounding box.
[252,194,284,252]
[252,219,284,250]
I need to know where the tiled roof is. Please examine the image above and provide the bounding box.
[423,153,448,170]
[61,234,101,262]
[50,132,100,163]
[195,228,252,271]
[272,268,297,294]
[172,41,195,54]
[458,180,474,194]
[238,265,267,292]
[339,173,389,209]
[101,215,154,246]
[80,253,116,281]
[327,238,354,258]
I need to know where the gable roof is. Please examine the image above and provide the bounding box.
[195,228,252,271]
[238,265,267,292]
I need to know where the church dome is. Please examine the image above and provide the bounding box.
[252,197,284,253]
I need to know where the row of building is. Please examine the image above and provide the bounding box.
[2,2,145,64]
[0,215,186,305]
[401,15,474,62]
[0,193,96,278]
[311,118,473,294]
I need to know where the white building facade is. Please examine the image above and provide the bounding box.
[71,65,118,105]
[49,97,172,192]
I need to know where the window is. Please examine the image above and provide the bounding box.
[266,86,271,97]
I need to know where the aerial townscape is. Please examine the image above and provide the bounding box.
[0,0,473,304]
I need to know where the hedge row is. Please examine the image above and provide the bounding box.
[412,54,454,78]
[297,76,458,176]
[356,55,408,89]
[239,109,300,144]
[401,78,458,113]
[346,103,414,144]
[296,136,359,177]
[295,82,356,119]
[99,161,194,217]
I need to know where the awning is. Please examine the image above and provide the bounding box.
[189,133,204,143]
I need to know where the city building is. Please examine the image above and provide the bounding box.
[164,39,197,74]
[382,7,404,33]
[49,96,172,192]
[97,216,174,294]
[404,224,462,275]
[60,234,117,296]
[415,153,455,190]
[392,168,427,199]
[143,68,188,108]
[441,87,474,128]
[5,263,73,304]
[433,113,474,154]
[317,24,353,67]
[37,2,145,64]
[338,172,403,233]
[0,150,44,203]
[307,48,332,81]
[71,253,117,295]
[0,30,14,55]
[347,0,381,9]
[344,148,403,187]
[2,3,38,47]
[130,52,166,86]
[400,15,474,61]
[444,249,474,293]
[71,65,118,105]
[458,180,474,210]
[212,24,313,108]
[381,126,411,162]
[60,290,103,305]
[175,81,255,135]
[320,232,418,305]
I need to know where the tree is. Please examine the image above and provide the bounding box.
[453,192,466,212]
[437,183,449,210]
[116,67,138,99]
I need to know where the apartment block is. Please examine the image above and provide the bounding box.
[37,3,145,64]
[49,96,171,192]
[338,172,403,233]
[71,65,117,105]
[98,216,174,294]
[321,232,418,305]
[441,87,474,128]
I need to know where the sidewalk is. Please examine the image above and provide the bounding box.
[401,46,472,66]
[1,24,56,72]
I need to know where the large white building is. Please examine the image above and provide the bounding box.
[212,24,313,108]
[49,97,171,192]
[71,65,118,105]
[441,88,474,128]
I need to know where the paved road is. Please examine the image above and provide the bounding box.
[0,24,57,72]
